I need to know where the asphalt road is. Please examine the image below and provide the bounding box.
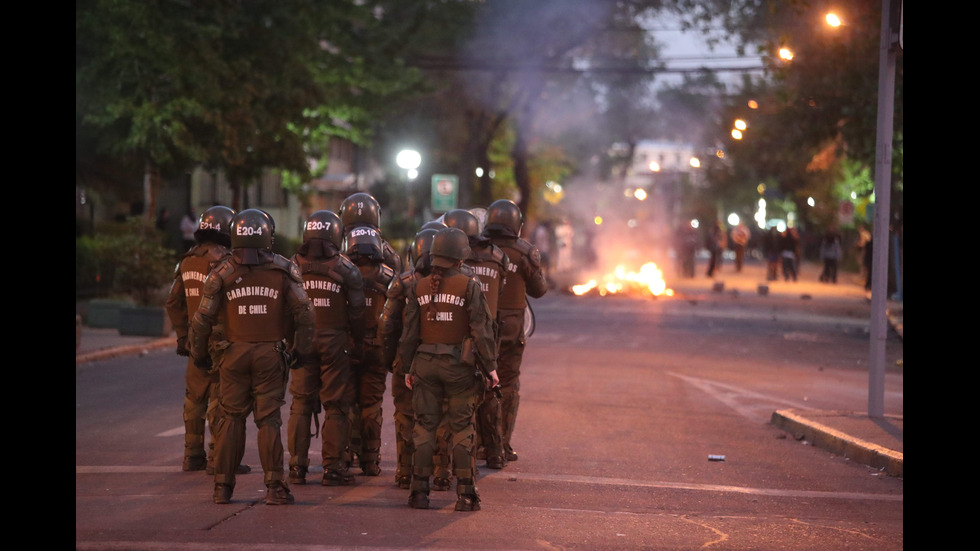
[76,261,903,550]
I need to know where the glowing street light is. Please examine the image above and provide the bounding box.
[396,149,421,180]
[826,13,842,27]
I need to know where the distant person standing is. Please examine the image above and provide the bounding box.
[863,237,874,291]
[705,221,727,278]
[819,230,843,284]
[779,229,798,282]
[763,227,781,281]
[730,222,750,273]
[156,207,175,251]
[530,220,555,288]
[180,209,197,251]
[674,222,699,278]
[189,209,316,505]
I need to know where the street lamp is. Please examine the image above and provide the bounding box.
[396,149,421,180]
[396,149,422,226]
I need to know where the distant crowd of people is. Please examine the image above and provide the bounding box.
[672,220,872,286]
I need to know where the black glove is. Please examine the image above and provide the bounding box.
[176,337,190,357]
[193,353,213,371]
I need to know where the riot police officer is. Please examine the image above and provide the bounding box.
[400,227,499,512]
[379,227,440,489]
[340,192,403,275]
[344,225,396,476]
[482,199,548,462]
[286,210,367,487]
[340,192,401,464]
[444,208,511,470]
[165,205,251,475]
[189,209,316,505]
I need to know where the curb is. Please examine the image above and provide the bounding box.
[770,409,903,477]
[75,338,173,365]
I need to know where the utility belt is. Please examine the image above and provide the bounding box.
[417,339,475,367]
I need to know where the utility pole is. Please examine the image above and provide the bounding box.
[868,0,901,418]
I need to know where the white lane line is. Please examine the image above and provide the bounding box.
[76,466,900,502]
[668,372,808,423]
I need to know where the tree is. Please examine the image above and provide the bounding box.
[669,0,902,235]
[76,0,218,219]
[77,0,434,215]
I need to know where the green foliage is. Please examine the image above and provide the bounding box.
[92,218,177,306]
[75,235,102,300]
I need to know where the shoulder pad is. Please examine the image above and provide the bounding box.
[513,238,541,268]
[386,274,406,297]
[378,263,395,286]
[337,254,358,274]
[204,258,237,292]
[272,254,303,282]
[212,258,237,280]
[513,238,535,256]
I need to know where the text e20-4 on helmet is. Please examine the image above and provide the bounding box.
[231,209,274,249]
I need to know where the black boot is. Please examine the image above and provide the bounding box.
[454,478,481,512]
[408,476,430,509]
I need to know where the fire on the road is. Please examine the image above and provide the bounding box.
[571,262,673,297]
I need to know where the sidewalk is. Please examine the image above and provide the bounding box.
[76,259,902,478]
[657,258,903,476]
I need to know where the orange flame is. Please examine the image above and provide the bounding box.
[572,262,672,297]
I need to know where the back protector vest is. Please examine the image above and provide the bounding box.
[222,265,288,342]
[416,273,471,345]
[296,255,350,331]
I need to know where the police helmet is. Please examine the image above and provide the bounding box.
[194,205,235,246]
[419,219,448,231]
[430,227,471,269]
[303,210,343,248]
[340,192,381,230]
[410,228,439,272]
[485,199,522,238]
[442,209,480,238]
[231,209,274,250]
[343,225,384,262]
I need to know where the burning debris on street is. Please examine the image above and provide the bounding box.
[570,262,673,298]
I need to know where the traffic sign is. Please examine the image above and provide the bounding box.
[431,174,458,212]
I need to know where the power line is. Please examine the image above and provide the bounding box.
[406,58,765,75]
